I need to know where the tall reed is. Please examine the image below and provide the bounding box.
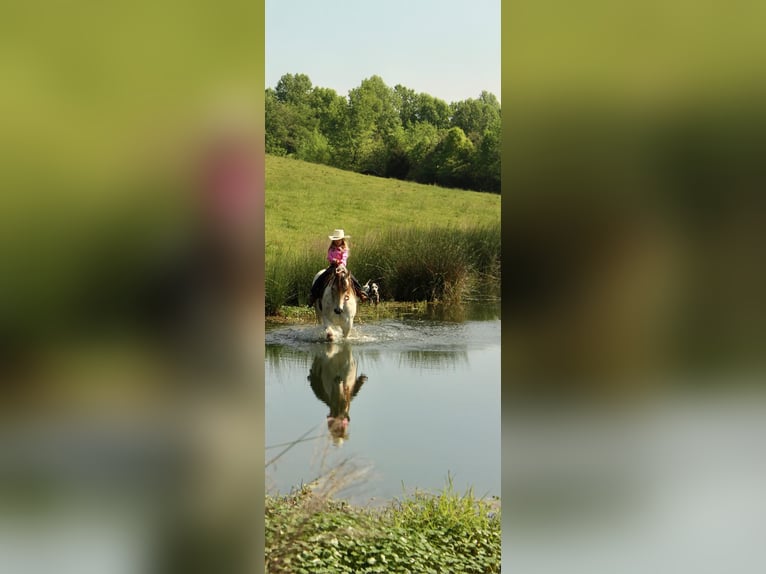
[265,223,500,315]
[265,246,323,315]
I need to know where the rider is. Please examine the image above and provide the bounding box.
[308,229,367,307]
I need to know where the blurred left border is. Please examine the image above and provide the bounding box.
[0,2,265,573]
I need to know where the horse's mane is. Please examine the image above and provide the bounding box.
[331,265,353,294]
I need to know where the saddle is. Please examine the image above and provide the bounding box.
[312,265,368,303]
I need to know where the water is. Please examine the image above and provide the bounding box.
[265,304,501,503]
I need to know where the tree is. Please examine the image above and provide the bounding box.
[265,88,316,156]
[472,122,501,192]
[416,93,451,129]
[478,90,500,108]
[431,127,475,189]
[265,88,288,155]
[265,74,501,193]
[265,79,320,156]
[309,86,347,138]
[393,84,418,128]
[345,76,402,174]
[403,121,441,183]
[393,86,450,130]
[450,93,500,144]
[308,86,349,166]
[274,73,313,105]
[295,129,332,165]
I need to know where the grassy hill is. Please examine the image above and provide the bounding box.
[265,155,500,254]
[265,155,501,313]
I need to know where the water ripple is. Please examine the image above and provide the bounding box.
[266,318,499,352]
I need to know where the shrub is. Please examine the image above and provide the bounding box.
[265,476,501,573]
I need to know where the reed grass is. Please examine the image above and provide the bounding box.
[265,223,500,315]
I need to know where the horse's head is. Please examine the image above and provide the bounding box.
[331,266,353,315]
[327,415,349,444]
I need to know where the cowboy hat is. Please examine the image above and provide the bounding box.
[328,229,350,240]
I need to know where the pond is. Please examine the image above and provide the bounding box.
[265,303,501,504]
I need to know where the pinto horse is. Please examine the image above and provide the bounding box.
[312,264,358,340]
[307,343,367,444]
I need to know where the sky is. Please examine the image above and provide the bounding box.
[266,0,500,104]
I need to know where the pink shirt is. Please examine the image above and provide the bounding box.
[328,245,348,266]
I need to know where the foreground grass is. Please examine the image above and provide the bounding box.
[265,478,500,573]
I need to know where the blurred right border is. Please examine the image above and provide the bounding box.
[502,1,766,572]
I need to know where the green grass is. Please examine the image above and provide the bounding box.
[265,155,501,314]
[266,155,499,252]
[265,476,500,573]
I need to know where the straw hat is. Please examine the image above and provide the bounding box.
[328,229,350,240]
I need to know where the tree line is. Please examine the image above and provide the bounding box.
[266,73,501,193]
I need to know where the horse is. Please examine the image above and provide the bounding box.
[312,264,358,340]
[307,343,368,444]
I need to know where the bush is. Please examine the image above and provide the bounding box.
[265,477,501,573]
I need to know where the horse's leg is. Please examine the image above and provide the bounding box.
[341,294,355,338]
[320,286,332,326]
[319,284,343,343]
[348,302,355,336]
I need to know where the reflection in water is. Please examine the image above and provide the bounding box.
[399,349,469,370]
[265,308,500,501]
[307,344,368,445]
[265,343,311,371]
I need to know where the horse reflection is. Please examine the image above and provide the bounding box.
[307,343,367,445]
